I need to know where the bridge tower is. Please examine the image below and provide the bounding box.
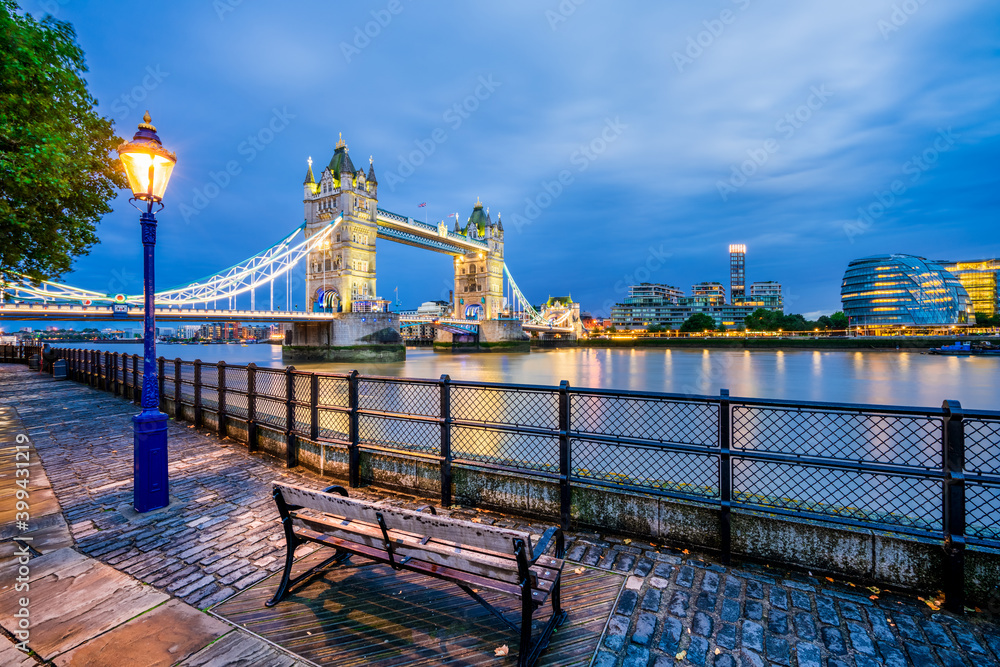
[453,200,505,320]
[302,134,379,313]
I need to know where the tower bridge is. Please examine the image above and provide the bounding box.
[0,134,579,360]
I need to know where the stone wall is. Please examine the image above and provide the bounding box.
[282,312,405,362]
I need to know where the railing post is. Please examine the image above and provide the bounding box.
[309,373,319,442]
[104,351,111,390]
[558,380,571,554]
[285,367,297,468]
[217,361,227,436]
[132,353,140,405]
[157,356,165,411]
[92,350,99,387]
[193,359,203,428]
[440,374,453,507]
[348,370,360,488]
[942,399,966,613]
[246,363,258,453]
[719,388,732,565]
[174,358,182,418]
[115,352,123,395]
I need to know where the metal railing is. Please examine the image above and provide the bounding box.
[4,343,998,612]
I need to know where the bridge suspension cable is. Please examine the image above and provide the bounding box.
[1,215,343,308]
[503,263,545,324]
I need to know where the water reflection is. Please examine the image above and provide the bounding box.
[56,342,1000,410]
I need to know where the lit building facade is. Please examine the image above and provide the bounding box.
[941,259,999,319]
[730,244,746,303]
[841,255,974,329]
[747,281,783,310]
[691,282,727,306]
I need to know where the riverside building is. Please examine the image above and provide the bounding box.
[941,259,1000,319]
[610,245,783,330]
[840,254,974,334]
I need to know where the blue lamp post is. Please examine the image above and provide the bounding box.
[118,112,177,513]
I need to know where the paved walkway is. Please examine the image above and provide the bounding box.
[1,364,999,666]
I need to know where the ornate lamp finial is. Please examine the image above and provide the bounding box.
[138,110,156,131]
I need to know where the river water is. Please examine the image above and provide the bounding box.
[56,343,999,411]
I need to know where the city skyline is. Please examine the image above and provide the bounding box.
[19,1,1000,317]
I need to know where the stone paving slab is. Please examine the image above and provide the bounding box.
[0,637,37,667]
[54,598,230,666]
[0,547,170,659]
[1,365,1000,667]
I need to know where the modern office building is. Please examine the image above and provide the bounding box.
[941,259,999,319]
[840,254,974,330]
[730,244,746,303]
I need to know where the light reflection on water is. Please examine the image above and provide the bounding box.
[58,343,1000,410]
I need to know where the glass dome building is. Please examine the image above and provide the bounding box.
[841,255,974,328]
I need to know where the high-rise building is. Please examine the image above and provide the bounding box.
[941,259,999,319]
[729,244,746,303]
[841,254,974,329]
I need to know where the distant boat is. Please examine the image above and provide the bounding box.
[928,341,1000,356]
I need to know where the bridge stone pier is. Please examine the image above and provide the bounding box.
[282,312,404,362]
[433,319,530,353]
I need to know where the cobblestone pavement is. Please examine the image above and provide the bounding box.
[3,365,1000,667]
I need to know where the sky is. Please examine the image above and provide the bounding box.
[17,0,1000,319]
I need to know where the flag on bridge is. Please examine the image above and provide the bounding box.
[417,202,426,208]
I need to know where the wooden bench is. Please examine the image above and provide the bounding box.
[267,481,568,667]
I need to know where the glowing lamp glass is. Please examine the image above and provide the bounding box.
[120,150,175,201]
[117,112,176,202]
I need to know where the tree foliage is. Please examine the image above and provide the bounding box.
[680,312,717,332]
[745,309,850,332]
[0,1,125,280]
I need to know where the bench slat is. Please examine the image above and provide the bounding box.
[292,512,561,589]
[296,526,554,606]
[277,483,535,557]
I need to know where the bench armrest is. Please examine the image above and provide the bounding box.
[322,485,348,497]
[414,504,437,515]
[531,525,563,562]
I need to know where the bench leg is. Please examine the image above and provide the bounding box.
[266,532,299,608]
[518,590,534,667]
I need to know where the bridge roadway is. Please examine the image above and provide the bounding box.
[0,303,339,323]
[0,303,575,334]
[400,315,574,335]
[374,208,487,256]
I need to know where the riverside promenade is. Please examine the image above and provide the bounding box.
[1,365,999,666]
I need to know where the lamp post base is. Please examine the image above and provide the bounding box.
[133,410,169,512]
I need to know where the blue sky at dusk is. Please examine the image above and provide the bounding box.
[21,0,1000,318]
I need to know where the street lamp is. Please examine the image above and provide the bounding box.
[118,112,176,513]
